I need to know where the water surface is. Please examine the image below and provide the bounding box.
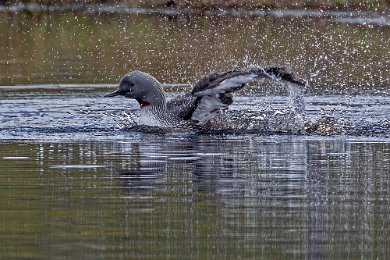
[1,84,390,258]
[1,133,389,258]
[0,10,390,259]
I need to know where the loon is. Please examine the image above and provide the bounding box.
[104,67,306,127]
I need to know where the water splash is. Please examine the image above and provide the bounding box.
[0,83,389,139]
[117,79,307,134]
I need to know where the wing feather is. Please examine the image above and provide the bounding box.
[171,67,306,126]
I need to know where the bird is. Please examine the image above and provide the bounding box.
[104,67,306,128]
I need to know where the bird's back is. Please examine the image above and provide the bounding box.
[166,93,198,120]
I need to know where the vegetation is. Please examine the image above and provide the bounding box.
[0,0,389,11]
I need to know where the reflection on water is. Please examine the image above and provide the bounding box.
[0,136,389,258]
[1,8,389,259]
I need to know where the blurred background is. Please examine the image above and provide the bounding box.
[0,0,389,92]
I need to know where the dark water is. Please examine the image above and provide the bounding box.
[1,85,389,258]
[1,134,389,258]
[1,9,390,258]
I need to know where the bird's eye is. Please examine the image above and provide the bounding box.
[129,81,134,87]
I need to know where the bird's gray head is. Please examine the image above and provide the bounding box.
[105,70,166,108]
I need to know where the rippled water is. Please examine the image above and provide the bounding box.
[1,9,390,259]
[1,84,389,138]
[1,84,390,258]
[1,131,389,258]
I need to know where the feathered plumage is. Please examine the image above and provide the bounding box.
[105,67,306,127]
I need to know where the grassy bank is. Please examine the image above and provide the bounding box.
[1,0,389,11]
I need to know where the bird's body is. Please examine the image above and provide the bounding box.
[105,67,306,128]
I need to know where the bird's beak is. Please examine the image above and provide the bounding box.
[104,89,123,97]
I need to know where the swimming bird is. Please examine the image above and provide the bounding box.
[104,67,306,127]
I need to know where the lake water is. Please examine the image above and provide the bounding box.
[0,8,389,258]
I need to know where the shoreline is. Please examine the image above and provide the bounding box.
[0,1,389,14]
[0,3,389,18]
[1,3,389,26]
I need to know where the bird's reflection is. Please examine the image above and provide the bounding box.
[23,136,390,257]
[106,134,308,199]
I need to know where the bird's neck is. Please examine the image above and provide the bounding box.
[137,98,166,111]
[137,82,167,110]
[137,99,152,108]
[138,101,167,127]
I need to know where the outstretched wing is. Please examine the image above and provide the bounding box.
[190,70,263,125]
[167,67,306,126]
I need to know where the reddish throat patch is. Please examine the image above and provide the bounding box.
[138,100,151,108]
